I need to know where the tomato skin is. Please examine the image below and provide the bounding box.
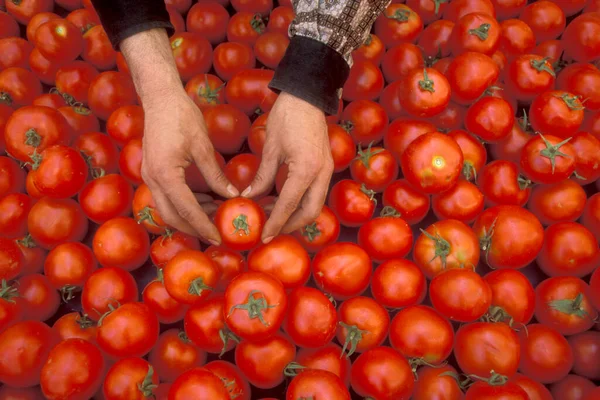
[44,242,97,298]
[148,329,207,383]
[350,346,415,400]
[184,295,234,354]
[341,100,389,146]
[0,37,33,70]
[312,242,372,300]
[519,324,574,384]
[235,332,296,389]
[253,31,288,69]
[204,105,251,155]
[413,365,464,400]
[142,277,187,325]
[478,160,531,207]
[78,174,133,224]
[328,179,376,227]
[520,1,566,43]
[58,105,100,137]
[0,321,59,388]
[55,61,99,105]
[82,25,116,71]
[326,125,355,173]
[381,43,424,83]
[31,144,88,199]
[186,2,229,45]
[489,119,532,164]
[163,250,220,305]
[296,344,351,386]
[351,146,398,192]
[227,12,264,46]
[103,357,160,400]
[93,217,150,271]
[34,19,83,64]
[14,273,59,322]
[27,197,88,250]
[213,42,255,82]
[0,193,31,239]
[528,180,586,226]
[446,52,500,104]
[293,205,340,254]
[225,69,277,115]
[571,131,600,184]
[203,361,250,400]
[52,312,97,343]
[170,32,213,82]
[379,81,405,120]
[465,96,514,142]
[505,55,556,103]
[204,245,245,291]
[510,373,553,400]
[358,214,413,263]
[353,34,385,66]
[568,332,600,380]
[215,198,266,252]
[0,238,24,280]
[73,132,119,176]
[40,338,105,400]
[384,118,436,162]
[342,61,385,102]
[557,64,600,112]
[538,222,599,277]
[550,375,596,400]
[562,13,600,63]
[81,267,139,321]
[66,9,100,32]
[15,235,46,276]
[287,369,350,400]
[530,94,584,140]
[399,68,450,118]
[284,287,337,348]
[446,128,488,181]
[169,367,230,400]
[484,269,535,325]
[498,19,536,61]
[150,232,201,268]
[0,11,20,39]
[6,0,53,24]
[0,67,42,108]
[371,259,426,309]
[0,386,45,400]
[430,268,492,322]
[185,73,225,110]
[88,71,137,121]
[337,296,389,356]
[106,105,144,148]
[0,280,23,332]
[465,381,529,399]
[375,4,423,49]
[382,179,430,225]
[432,180,484,223]
[132,183,168,235]
[451,12,500,56]
[267,6,294,35]
[582,193,600,243]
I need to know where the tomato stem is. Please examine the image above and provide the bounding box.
[419,228,451,268]
[354,141,383,168]
[418,69,435,93]
[137,206,160,227]
[530,57,556,77]
[468,23,490,41]
[433,0,447,14]
[60,285,80,303]
[10,0,22,5]
[386,8,410,22]
[232,214,251,235]
[548,293,590,318]
[219,327,241,358]
[283,362,308,377]
[479,217,498,266]
[28,150,42,171]
[557,93,584,111]
[178,330,191,343]
[360,184,377,204]
[518,109,530,133]
[96,302,121,326]
[340,120,354,133]
[409,358,447,379]
[251,14,266,34]
[137,365,158,398]
[468,370,509,386]
[517,175,532,190]
[0,92,13,106]
[462,161,477,181]
[197,76,225,105]
[380,206,401,218]
[339,321,369,358]
[538,133,572,174]
[227,290,277,327]
[572,170,587,181]
[16,234,36,248]
[364,35,372,46]
[301,222,321,242]
[187,277,214,297]
[24,128,42,148]
[72,102,92,115]
[0,280,19,303]
[75,313,95,329]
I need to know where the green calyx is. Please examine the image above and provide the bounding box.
[468,23,491,41]
[339,321,368,359]
[354,141,383,169]
[420,228,451,269]
[538,133,572,175]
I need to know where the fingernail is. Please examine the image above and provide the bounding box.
[209,239,220,246]
[241,186,252,198]
[262,236,274,244]
[227,184,239,197]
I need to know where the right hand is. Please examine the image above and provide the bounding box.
[140,89,239,244]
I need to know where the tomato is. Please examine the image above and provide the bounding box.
[528,180,586,225]
[106,105,144,148]
[55,61,99,105]
[291,205,340,254]
[381,43,424,83]
[253,31,288,69]
[557,64,600,113]
[81,25,115,71]
[0,279,22,332]
[4,105,71,163]
[213,42,255,82]
[381,179,430,225]
[0,386,44,400]
[295,344,351,386]
[350,145,398,192]
[93,217,149,271]
[0,67,42,108]
[184,295,236,355]
[55,0,81,10]
[0,105,13,153]
[214,197,265,251]
[30,145,88,199]
[431,102,466,131]
[519,1,565,43]
[77,174,132,223]
[551,375,597,400]
[375,4,423,48]
[327,180,376,227]
[0,159,25,206]
[44,242,97,302]
[489,116,532,163]
[169,367,230,399]
[170,32,213,82]
[530,92,584,139]
[571,131,600,184]
[323,125,354,174]
[466,379,528,399]
[235,332,296,389]
[511,373,553,400]
[568,332,600,380]
[519,324,574,383]
[6,0,53,25]
[132,183,167,235]
[52,312,97,343]
[432,181,483,223]
[118,138,143,186]
[97,301,159,358]
[379,81,405,120]
[224,154,260,195]
[0,37,33,70]
[312,242,371,300]
[0,11,19,39]
[562,13,600,63]
[185,73,225,110]
[147,329,207,384]
[499,19,536,60]
[0,321,59,388]
[88,71,137,120]
[58,105,100,137]
[398,68,450,118]
[342,61,385,102]
[227,12,264,46]
[74,131,119,176]
[225,69,277,115]
[478,160,531,207]
[340,100,388,146]
[450,12,500,56]
[65,9,100,33]
[204,361,251,400]
[413,365,464,400]
[401,132,463,194]
[465,96,514,142]
[532,39,564,65]
[33,19,82,65]
[81,266,139,320]
[521,133,576,184]
[163,249,220,305]
[142,273,187,326]
[286,369,350,400]
[103,357,160,400]
[27,197,88,250]
[416,21,453,62]
[505,54,556,103]
[443,0,495,21]
[582,193,600,242]
[0,193,31,239]
[186,2,229,46]
[371,259,426,309]
[446,52,500,104]
[484,269,535,326]
[40,338,104,400]
[15,234,46,276]
[384,118,436,162]
[357,210,412,262]
[202,246,244,291]
[28,48,60,86]
[149,232,198,268]
[352,34,384,67]
[11,273,56,322]
[351,346,414,400]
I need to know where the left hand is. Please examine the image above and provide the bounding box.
[241,92,334,243]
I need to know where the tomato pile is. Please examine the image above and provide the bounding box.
[1,0,600,398]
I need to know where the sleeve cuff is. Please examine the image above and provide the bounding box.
[109,21,174,49]
[269,35,350,115]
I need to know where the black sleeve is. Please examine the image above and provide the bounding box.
[90,0,174,49]
[269,36,349,116]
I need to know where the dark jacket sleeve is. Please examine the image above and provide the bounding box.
[90,0,174,49]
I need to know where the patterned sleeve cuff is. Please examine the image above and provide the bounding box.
[269,35,350,115]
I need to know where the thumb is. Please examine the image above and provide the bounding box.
[243,153,279,198]
[193,146,239,198]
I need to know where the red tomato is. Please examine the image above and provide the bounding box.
[30,144,88,199]
[0,193,32,239]
[401,132,464,194]
[227,12,265,46]
[203,104,250,155]
[371,259,426,308]
[489,117,533,163]
[528,180,586,225]
[292,205,340,253]
[562,13,600,63]
[28,48,60,86]
[169,367,230,400]
[533,39,564,64]
[225,69,277,115]
[519,324,574,383]
[478,160,531,207]
[390,305,453,364]
[88,71,137,120]
[431,101,466,131]
[379,81,405,120]
[0,11,20,39]
[466,380,529,399]
[142,274,187,325]
[450,12,500,56]
[224,153,259,194]
[56,0,81,10]
[521,133,577,184]
[465,96,514,142]
[73,131,119,176]
[520,1,566,42]
[350,347,414,400]
[374,4,423,48]
[312,242,371,300]
[234,332,296,389]
[78,174,133,224]
[511,373,553,400]
[287,369,350,400]
[417,20,454,60]
[14,273,59,321]
[381,43,424,83]
[185,73,225,110]
[294,344,350,386]
[27,197,88,250]
[58,104,100,137]
[327,124,355,173]
[163,250,219,305]
[203,245,245,291]
[328,180,376,227]
[557,63,600,112]
[103,357,160,400]
[186,2,229,45]
[529,91,584,138]
[571,131,600,184]
[550,375,596,400]
[284,286,337,348]
[336,296,389,358]
[0,67,42,108]
[0,321,59,388]
[170,32,213,82]
[341,100,388,145]
[484,269,535,325]
[119,138,143,186]
[381,179,430,225]
[499,19,536,60]
[413,365,464,400]
[253,31,288,69]
[357,210,412,262]
[0,237,23,282]
[0,156,24,199]
[214,198,265,251]
[40,338,104,400]
[213,42,256,82]
[55,61,99,105]
[165,0,192,13]
[0,37,33,70]
[353,34,385,66]
[399,67,450,118]
[0,280,23,332]
[505,54,556,103]
[384,118,436,162]
[342,61,385,101]
[93,217,149,271]
[44,242,97,301]
[6,0,53,25]
[568,331,600,380]
[52,312,97,343]
[34,19,83,64]
[106,105,144,148]
[266,5,294,34]
[65,9,100,33]
[443,0,495,21]
[184,295,236,355]
[82,25,116,70]
[149,232,200,267]
[582,193,600,242]
[432,180,484,223]
[132,183,168,235]
[446,52,500,104]
[350,145,398,192]
[81,267,139,320]
[148,329,206,383]
[15,234,46,276]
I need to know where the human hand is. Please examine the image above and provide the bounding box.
[242,92,334,243]
[141,90,239,244]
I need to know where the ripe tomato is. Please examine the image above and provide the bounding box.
[55,61,99,105]
[293,205,340,253]
[353,34,385,66]
[519,324,573,384]
[0,238,24,280]
[88,71,137,120]
[284,286,337,348]
[4,105,71,163]
[312,242,371,300]
[382,179,430,225]
[76,131,120,174]
[163,250,219,305]
[511,373,553,400]
[466,380,528,399]
[342,61,384,101]
[0,11,20,39]
[132,183,168,234]
[506,54,556,103]
[15,234,46,276]
[232,0,272,15]
[225,69,277,115]
[390,305,453,365]
[28,48,61,86]
[478,160,531,207]
[446,52,500,104]
[185,73,225,110]
[484,269,535,325]
[533,39,564,65]
[562,13,600,63]
[375,4,423,48]
[520,1,566,42]
[205,245,246,291]
[6,0,53,25]
[26,13,60,44]
[266,6,294,35]
[58,104,100,137]
[417,19,454,60]
[253,31,288,69]
[287,369,350,400]
[30,144,88,199]
[455,322,520,377]
[473,205,544,269]
[215,197,265,251]
[224,153,260,193]
[78,174,133,223]
[82,25,116,70]
[204,104,251,155]
[40,338,105,400]
[379,81,405,120]
[381,43,424,83]
[213,42,256,82]
[357,210,412,262]
[582,193,600,242]
[0,37,33,70]
[371,259,426,309]
[106,104,144,148]
[384,118,436,162]
[170,32,213,82]
[184,295,236,355]
[568,331,600,380]
[44,242,97,301]
[432,180,484,223]
[81,266,139,320]
[489,117,532,163]
[93,217,149,271]
[52,312,97,343]
[227,12,265,46]
[0,321,59,388]
[351,347,414,400]
[528,180,586,225]
[234,332,296,389]
[97,301,159,358]
[571,131,600,184]
[341,100,388,146]
[430,268,492,322]
[0,193,31,239]
[295,344,351,386]
[465,96,514,142]
[169,367,230,400]
[550,375,597,400]
[205,361,250,400]
[557,63,600,112]
[65,9,100,32]
[431,101,466,131]
[224,271,287,341]
[148,329,206,383]
[0,67,42,108]
[328,179,376,227]
[103,357,160,400]
[451,12,500,56]
[34,19,83,64]
[186,2,229,45]
[529,91,584,138]
[27,197,88,250]
[399,68,450,118]
[14,273,59,322]
[350,144,398,192]
[413,365,464,400]
[142,271,187,325]
[0,280,23,332]
[499,19,536,60]
[443,0,495,21]
[247,113,267,155]
[337,296,389,357]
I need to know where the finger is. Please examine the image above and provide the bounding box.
[149,184,200,237]
[194,193,214,203]
[160,168,222,244]
[193,145,239,199]
[261,170,312,242]
[200,202,218,216]
[242,148,280,198]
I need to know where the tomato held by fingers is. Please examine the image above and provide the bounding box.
[293,205,340,254]
[52,312,98,343]
[287,369,351,400]
[382,179,430,225]
[163,250,220,306]
[81,267,139,321]
[413,365,464,400]
[224,153,261,194]
[528,180,586,225]
[350,144,398,192]
[132,183,168,235]
[93,217,150,271]
[446,52,500,105]
[340,100,389,146]
[295,344,351,386]
[350,346,415,400]
[284,287,337,349]
[357,208,413,263]
[400,132,464,194]
[103,357,160,400]
[328,180,376,227]
[519,324,573,384]
[215,198,266,251]
[374,4,423,48]
[27,197,88,250]
[312,242,372,300]
[148,329,207,383]
[432,180,484,223]
[478,160,532,207]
